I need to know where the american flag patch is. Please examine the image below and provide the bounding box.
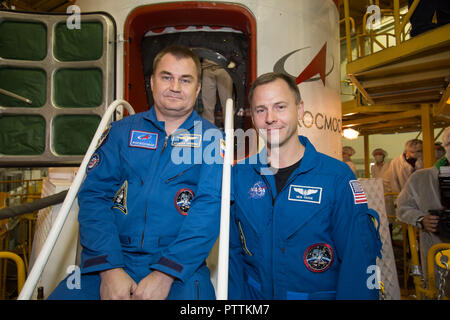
[349,180,367,204]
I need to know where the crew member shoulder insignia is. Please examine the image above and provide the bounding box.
[96,126,110,150]
[86,153,100,173]
[349,180,368,204]
[112,181,128,214]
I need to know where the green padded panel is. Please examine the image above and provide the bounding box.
[0,68,47,108]
[53,115,101,155]
[0,115,45,155]
[54,68,103,108]
[0,20,47,60]
[54,21,103,61]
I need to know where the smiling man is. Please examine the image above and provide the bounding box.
[228,72,382,300]
[48,46,223,300]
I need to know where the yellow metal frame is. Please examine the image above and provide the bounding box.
[408,225,450,299]
[0,251,25,298]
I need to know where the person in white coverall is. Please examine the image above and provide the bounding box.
[383,139,423,215]
[371,148,389,179]
[396,128,450,297]
[201,58,233,125]
[342,146,357,176]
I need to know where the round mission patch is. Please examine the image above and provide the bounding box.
[87,153,100,172]
[174,188,194,216]
[303,243,334,273]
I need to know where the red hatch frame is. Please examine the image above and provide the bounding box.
[123,1,257,115]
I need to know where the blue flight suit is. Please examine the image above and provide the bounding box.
[228,136,382,300]
[49,108,223,299]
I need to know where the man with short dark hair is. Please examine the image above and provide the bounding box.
[228,72,382,300]
[48,45,223,300]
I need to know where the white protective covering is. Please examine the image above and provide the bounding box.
[359,178,401,300]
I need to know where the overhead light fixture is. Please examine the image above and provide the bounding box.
[343,128,360,140]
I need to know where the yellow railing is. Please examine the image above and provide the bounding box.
[408,225,450,299]
[343,0,420,62]
[0,252,25,299]
[0,178,42,299]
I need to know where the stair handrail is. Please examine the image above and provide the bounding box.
[17,100,135,300]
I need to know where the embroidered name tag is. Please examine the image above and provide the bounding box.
[171,134,201,148]
[288,185,322,204]
[129,130,158,149]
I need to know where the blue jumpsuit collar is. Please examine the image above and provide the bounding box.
[143,107,201,133]
[253,135,319,176]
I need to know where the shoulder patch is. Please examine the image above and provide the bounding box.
[220,138,226,158]
[96,126,110,150]
[86,153,100,173]
[349,180,368,204]
[112,181,128,214]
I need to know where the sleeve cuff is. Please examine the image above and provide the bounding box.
[150,256,185,282]
[80,253,124,274]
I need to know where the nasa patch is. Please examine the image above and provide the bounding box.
[288,185,322,204]
[248,181,266,199]
[129,130,158,149]
[174,188,194,215]
[303,243,334,273]
[171,133,202,148]
[112,181,127,215]
[87,153,100,172]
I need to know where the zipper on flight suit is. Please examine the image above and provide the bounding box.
[260,169,301,299]
[161,135,169,153]
[141,207,147,248]
[259,174,275,298]
[141,134,169,249]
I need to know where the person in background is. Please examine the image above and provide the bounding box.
[342,146,357,176]
[396,127,450,297]
[371,148,389,179]
[383,139,423,195]
[201,58,234,127]
[382,139,423,216]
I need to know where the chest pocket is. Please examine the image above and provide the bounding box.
[119,149,145,186]
[164,163,198,185]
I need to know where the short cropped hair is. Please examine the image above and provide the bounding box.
[248,72,302,106]
[152,45,202,80]
[405,139,422,151]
